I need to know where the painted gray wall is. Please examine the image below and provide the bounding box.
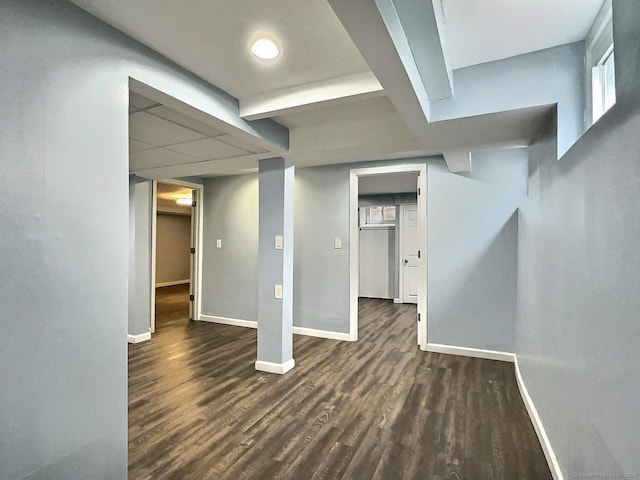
[431,42,586,157]
[294,164,352,332]
[156,214,191,284]
[130,180,153,337]
[428,149,527,352]
[201,175,259,321]
[257,158,295,365]
[0,0,284,477]
[359,227,395,299]
[515,1,640,475]
[201,155,525,350]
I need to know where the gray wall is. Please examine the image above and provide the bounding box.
[0,0,276,477]
[428,149,527,352]
[129,179,153,337]
[156,213,191,284]
[294,165,352,332]
[201,175,259,321]
[200,155,526,350]
[431,42,586,157]
[515,1,640,475]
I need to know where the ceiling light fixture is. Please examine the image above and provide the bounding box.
[251,38,280,60]
[176,198,192,206]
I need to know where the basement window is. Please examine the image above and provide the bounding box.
[587,0,616,124]
[361,205,397,227]
[592,47,616,123]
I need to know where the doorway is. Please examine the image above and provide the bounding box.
[349,164,427,349]
[150,179,203,334]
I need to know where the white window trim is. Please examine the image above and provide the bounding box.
[585,0,614,127]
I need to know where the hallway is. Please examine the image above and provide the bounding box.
[128,292,551,479]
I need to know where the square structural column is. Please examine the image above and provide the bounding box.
[255,157,295,374]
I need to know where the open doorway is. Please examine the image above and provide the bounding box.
[151,181,201,334]
[349,164,428,349]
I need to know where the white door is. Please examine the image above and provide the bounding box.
[401,204,418,304]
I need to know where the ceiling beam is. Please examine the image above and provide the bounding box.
[442,149,471,173]
[327,0,431,141]
[389,0,453,100]
[239,72,384,121]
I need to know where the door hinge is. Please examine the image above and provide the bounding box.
[192,200,197,208]
[418,187,421,196]
[418,313,421,322]
[189,294,195,301]
[418,250,421,259]
[190,247,196,254]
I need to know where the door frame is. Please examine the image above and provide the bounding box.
[349,164,428,349]
[150,178,204,333]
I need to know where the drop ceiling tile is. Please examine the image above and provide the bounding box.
[147,106,228,138]
[165,138,249,160]
[215,134,268,154]
[129,91,160,110]
[129,138,155,152]
[130,147,200,171]
[129,111,206,147]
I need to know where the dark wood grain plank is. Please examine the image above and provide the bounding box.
[128,288,552,480]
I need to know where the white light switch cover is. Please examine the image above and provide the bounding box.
[334,237,342,249]
[274,284,283,299]
[216,239,222,248]
[275,235,283,250]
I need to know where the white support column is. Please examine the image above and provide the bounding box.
[255,157,295,374]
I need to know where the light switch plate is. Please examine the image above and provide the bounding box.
[275,235,283,250]
[274,284,283,299]
[334,237,342,249]
[216,239,222,248]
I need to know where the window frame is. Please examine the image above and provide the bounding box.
[586,0,615,126]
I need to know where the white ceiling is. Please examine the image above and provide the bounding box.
[129,92,267,173]
[77,2,601,177]
[359,172,418,195]
[440,0,604,69]
[69,0,371,100]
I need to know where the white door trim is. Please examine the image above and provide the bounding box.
[150,180,157,333]
[349,164,428,349]
[151,178,204,334]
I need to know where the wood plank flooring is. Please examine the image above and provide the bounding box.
[128,285,551,480]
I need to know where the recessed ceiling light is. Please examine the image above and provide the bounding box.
[251,38,280,60]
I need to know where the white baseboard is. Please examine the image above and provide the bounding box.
[156,279,190,288]
[255,358,295,375]
[514,358,564,480]
[426,343,515,363]
[198,315,352,341]
[198,315,257,329]
[127,332,151,344]
[292,326,352,341]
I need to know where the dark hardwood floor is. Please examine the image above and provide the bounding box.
[128,286,551,480]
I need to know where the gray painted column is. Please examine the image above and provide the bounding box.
[128,178,153,341]
[256,157,295,374]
